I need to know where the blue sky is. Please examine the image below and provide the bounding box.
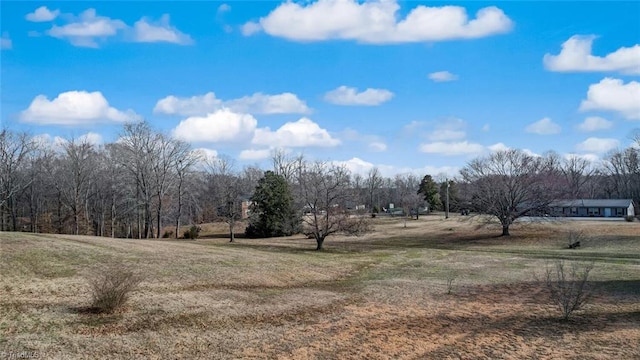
[1,1,639,177]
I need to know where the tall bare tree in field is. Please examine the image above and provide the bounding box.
[365,167,383,213]
[297,161,368,250]
[206,155,247,242]
[461,149,560,236]
[0,129,35,231]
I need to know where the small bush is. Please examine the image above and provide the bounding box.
[183,225,200,239]
[624,215,635,222]
[87,263,143,314]
[545,260,594,320]
[162,230,174,238]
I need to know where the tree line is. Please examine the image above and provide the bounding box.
[1,124,639,241]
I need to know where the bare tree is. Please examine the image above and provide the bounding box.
[561,155,596,199]
[297,161,369,250]
[460,149,560,236]
[394,174,422,226]
[0,129,35,231]
[365,167,383,213]
[206,155,247,242]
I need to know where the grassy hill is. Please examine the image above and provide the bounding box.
[2,215,639,359]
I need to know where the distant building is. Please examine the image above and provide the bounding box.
[549,199,635,218]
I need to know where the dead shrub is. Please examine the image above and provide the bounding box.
[545,260,594,320]
[87,262,143,314]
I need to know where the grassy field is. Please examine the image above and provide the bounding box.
[1,215,639,359]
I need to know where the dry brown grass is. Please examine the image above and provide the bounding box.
[1,214,639,359]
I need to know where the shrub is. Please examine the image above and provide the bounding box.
[87,263,143,314]
[162,230,174,238]
[545,260,594,320]
[183,225,200,239]
[624,215,635,222]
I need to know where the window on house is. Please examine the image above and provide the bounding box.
[588,207,600,215]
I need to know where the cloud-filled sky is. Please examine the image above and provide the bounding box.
[1,1,639,177]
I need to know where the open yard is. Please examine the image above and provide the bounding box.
[1,215,639,359]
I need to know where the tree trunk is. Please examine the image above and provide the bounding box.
[316,236,325,251]
[229,220,235,242]
[501,224,510,236]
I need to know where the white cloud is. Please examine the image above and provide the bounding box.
[580,78,640,120]
[564,153,600,164]
[217,4,231,13]
[154,93,223,116]
[133,15,194,45]
[544,35,640,75]
[32,134,67,152]
[324,86,394,106]
[172,109,258,143]
[154,92,310,116]
[428,71,458,82]
[577,116,613,132]
[26,6,60,22]
[481,124,490,132]
[245,0,513,43]
[241,22,262,36]
[332,157,458,177]
[20,91,141,125]
[193,148,218,162]
[47,9,126,47]
[1,32,11,50]
[525,117,561,135]
[253,118,340,147]
[226,92,311,114]
[488,142,510,152]
[419,141,484,156]
[78,132,103,145]
[239,148,271,160]
[427,117,467,141]
[368,142,387,152]
[576,137,619,153]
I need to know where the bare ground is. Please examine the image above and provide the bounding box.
[1,215,639,359]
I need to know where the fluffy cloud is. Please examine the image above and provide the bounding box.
[419,141,484,156]
[26,6,60,22]
[245,0,512,43]
[154,92,310,115]
[20,91,141,125]
[193,148,218,162]
[154,93,223,116]
[1,32,11,50]
[217,4,231,13]
[428,71,458,82]
[580,78,640,120]
[575,137,619,153]
[226,92,311,114]
[324,86,394,106]
[577,116,613,132]
[172,109,258,143]
[368,142,387,152]
[488,142,510,152]
[427,118,467,141]
[239,148,271,160]
[544,35,640,75]
[253,118,340,147]
[133,15,194,45]
[47,9,126,47]
[78,132,104,145]
[564,153,600,164]
[332,157,458,177]
[525,117,561,135]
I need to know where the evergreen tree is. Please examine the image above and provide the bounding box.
[417,175,441,211]
[245,171,301,238]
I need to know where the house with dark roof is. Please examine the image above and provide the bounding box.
[549,199,635,218]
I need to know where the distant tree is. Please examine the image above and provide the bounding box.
[418,175,441,211]
[460,149,560,236]
[297,161,370,250]
[395,173,422,224]
[439,179,459,212]
[365,167,383,212]
[0,129,36,231]
[245,171,300,238]
[206,155,247,242]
